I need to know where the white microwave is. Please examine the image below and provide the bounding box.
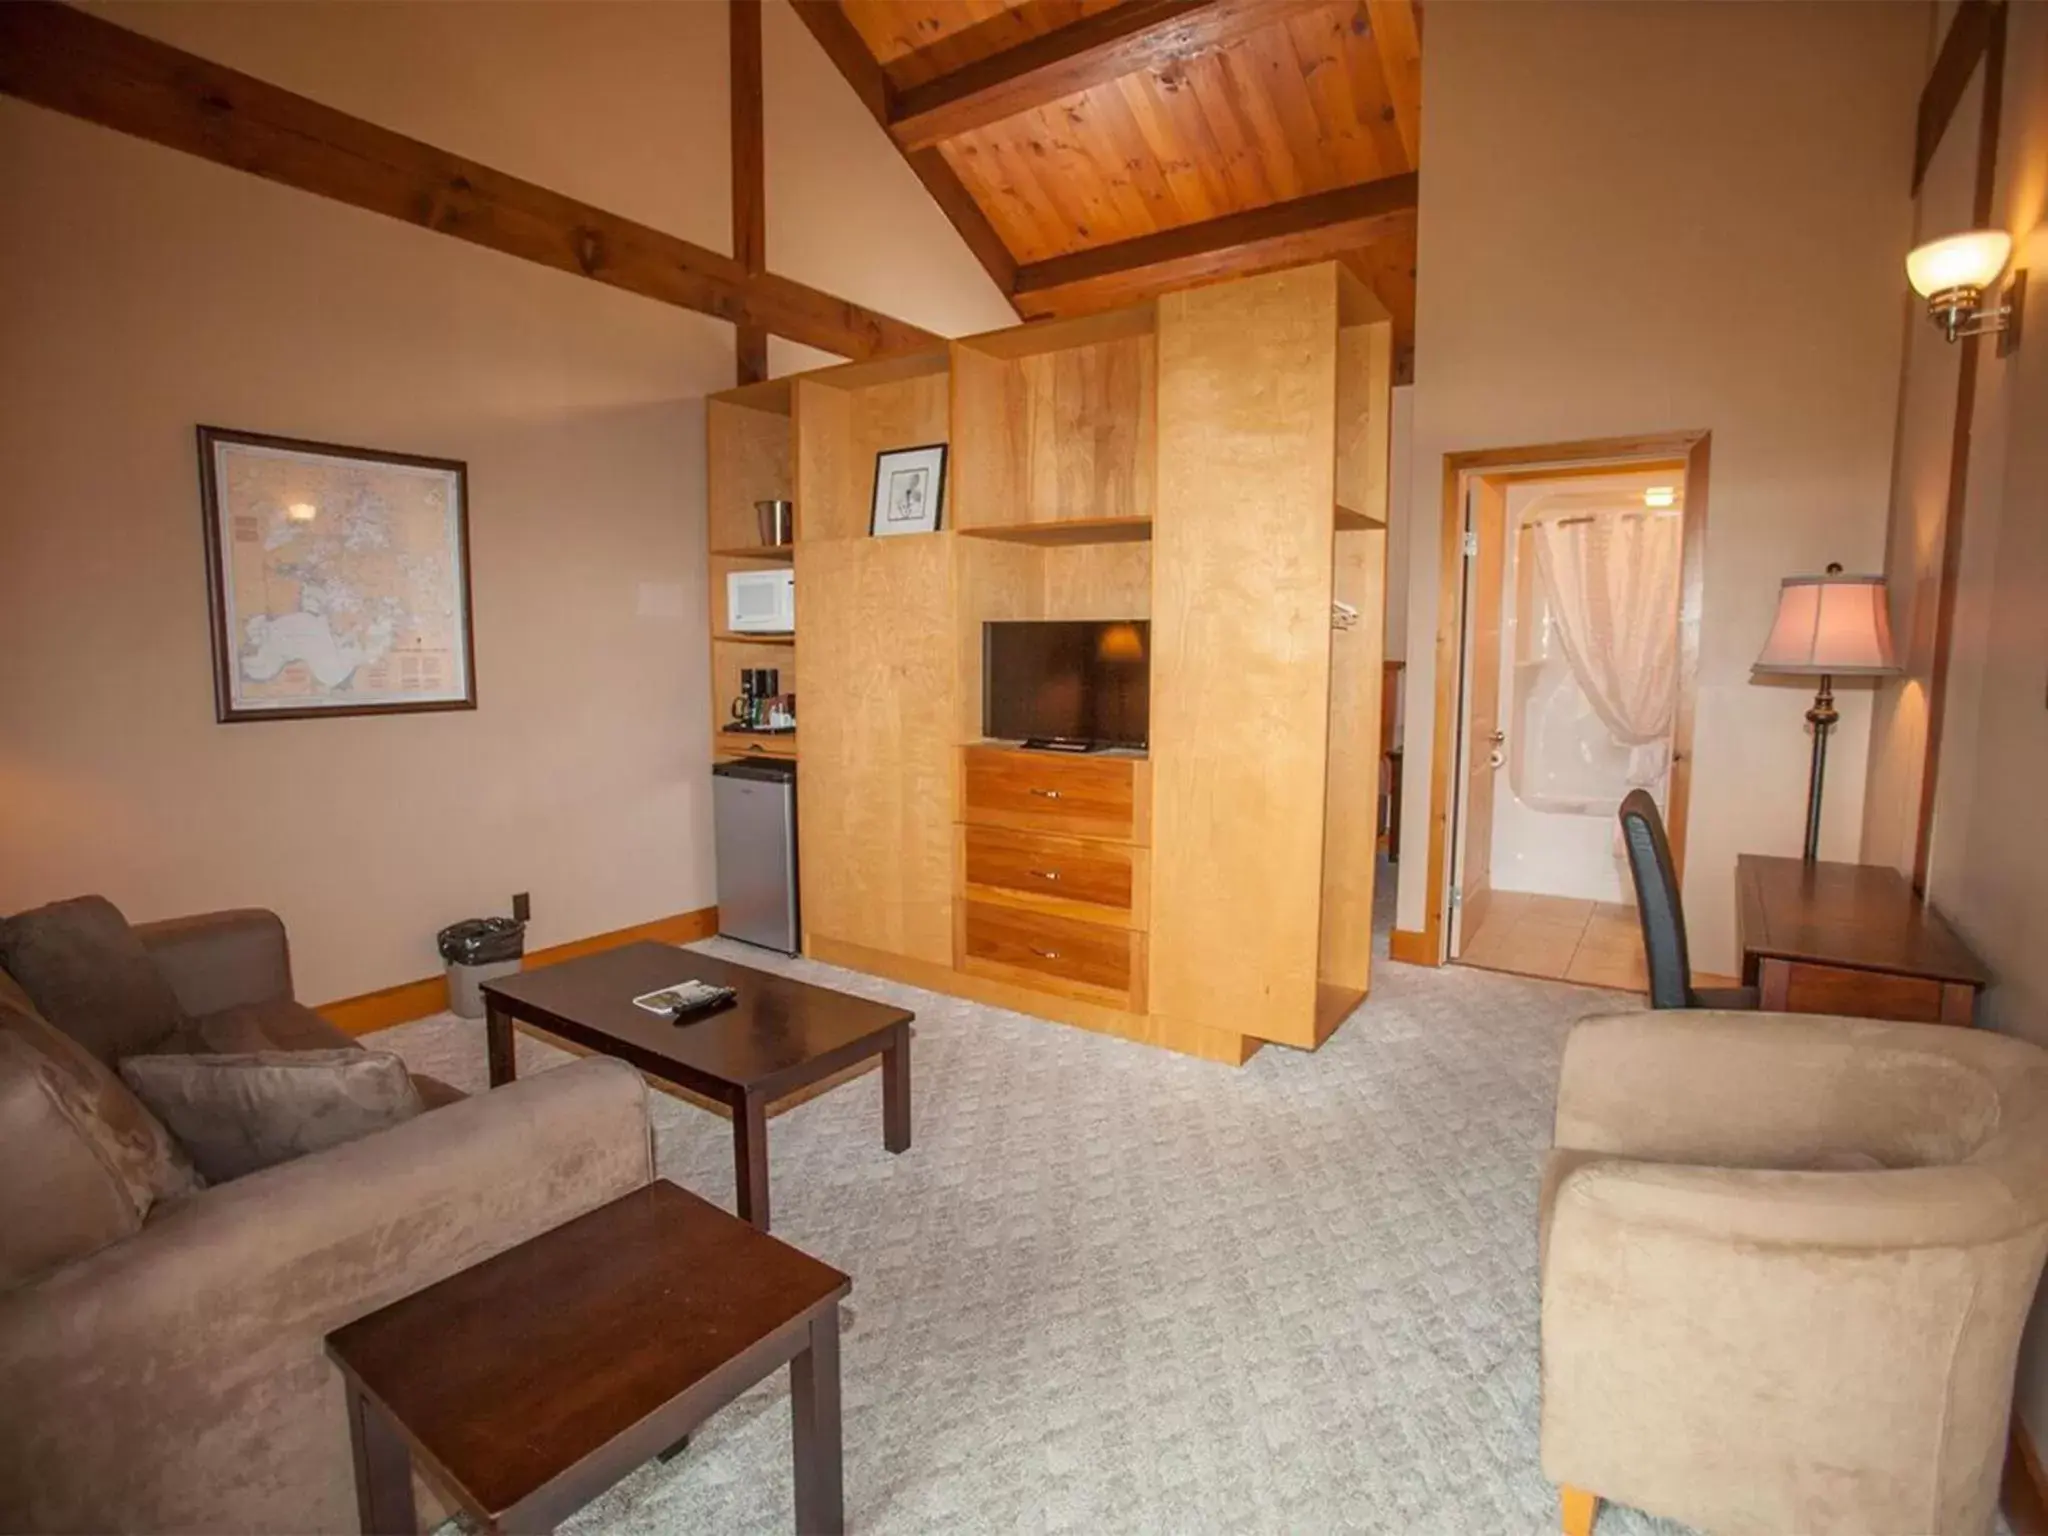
[727,568,795,633]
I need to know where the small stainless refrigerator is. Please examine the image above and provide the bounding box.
[711,758,800,954]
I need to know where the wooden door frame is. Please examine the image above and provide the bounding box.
[1406,432,1710,967]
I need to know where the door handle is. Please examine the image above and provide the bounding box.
[1029,946,1060,960]
[1489,730,1506,745]
[1028,788,1063,800]
[1027,869,1061,882]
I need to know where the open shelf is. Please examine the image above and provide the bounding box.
[713,631,794,646]
[958,517,1152,546]
[952,299,1155,534]
[716,730,798,760]
[708,395,793,551]
[710,544,794,561]
[1335,504,1386,532]
[795,350,951,543]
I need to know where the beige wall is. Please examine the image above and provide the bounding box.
[1394,1,1925,973]
[763,0,1013,358]
[1885,3,2048,1435]
[0,2,1016,1003]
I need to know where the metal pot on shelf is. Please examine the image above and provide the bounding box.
[755,499,793,547]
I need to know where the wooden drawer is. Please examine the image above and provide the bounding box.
[961,824,1139,921]
[1760,958,1977,1026]
[958,900,1143,1008]
[960,746,1145,842]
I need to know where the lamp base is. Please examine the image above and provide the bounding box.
[1802,674,1837,863]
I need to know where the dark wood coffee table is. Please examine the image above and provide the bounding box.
[481,942,913,1231]
[327,1181,851,1534]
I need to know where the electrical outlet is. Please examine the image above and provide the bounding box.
[512,892,531,922]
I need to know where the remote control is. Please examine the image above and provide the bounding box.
[631,980,739,1023]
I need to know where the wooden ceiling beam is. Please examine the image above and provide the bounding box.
[1913,0,1994,193]
[788,0,1021,303]
[730,0,769,382]
[0,2,940,360]
[889,0,1328,152]
[1012,172,1419,316]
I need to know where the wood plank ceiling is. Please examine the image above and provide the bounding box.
[808,0,1420,366]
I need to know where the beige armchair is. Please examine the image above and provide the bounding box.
[1541,1011,2048,1536]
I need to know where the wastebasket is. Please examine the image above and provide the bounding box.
[437,916,525,1019]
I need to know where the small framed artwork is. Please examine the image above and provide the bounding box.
[869,443,947,537]
[196,425,478,723]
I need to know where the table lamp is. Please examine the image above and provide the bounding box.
[1753,564,1900,862]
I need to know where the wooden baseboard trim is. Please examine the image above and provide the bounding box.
[317,975,450,1038]
[1388,927,1437,966]
[318,905,719,1036]
[2008,1414,2048,1535]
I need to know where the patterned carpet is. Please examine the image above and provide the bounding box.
[370,879,1694,1536]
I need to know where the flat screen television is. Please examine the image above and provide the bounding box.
[983,620,1149,750]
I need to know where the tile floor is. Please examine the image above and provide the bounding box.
[1454,890,1649,992]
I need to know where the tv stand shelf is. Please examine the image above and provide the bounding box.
[976,738,1148,760]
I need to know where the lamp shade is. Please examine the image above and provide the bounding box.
[1906,230,2012,297]
[1753,572,1899,676]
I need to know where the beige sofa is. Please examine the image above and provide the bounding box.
[0,902,655,1533]
[1541,1011,2048,1536]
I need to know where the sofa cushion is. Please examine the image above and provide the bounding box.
[0,1011,145,1289]
[119,1049,425,1182]
[0,998,201,1290]
[0,897,186,1066]
[165,999,357,1057]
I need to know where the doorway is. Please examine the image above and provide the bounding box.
[1418,434,1710,985]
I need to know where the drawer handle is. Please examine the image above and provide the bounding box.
[1028,946,1060,960]
[1027,868,1061,882]
[1028,788,1063,800]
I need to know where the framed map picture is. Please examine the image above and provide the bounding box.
[196,426,477,723]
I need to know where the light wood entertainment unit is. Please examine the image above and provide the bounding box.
[705,264,1391,1064]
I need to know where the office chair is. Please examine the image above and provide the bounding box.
[1617,789,1758,1010]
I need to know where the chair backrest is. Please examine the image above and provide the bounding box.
[1618,789,1691,1008]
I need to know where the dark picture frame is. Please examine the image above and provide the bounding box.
[196,425,478,724]
[868,443,948,537]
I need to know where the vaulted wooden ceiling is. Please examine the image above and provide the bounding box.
[793,0,1420,366]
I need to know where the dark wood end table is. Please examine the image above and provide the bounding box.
[481,943,913,1232]
[326,1181,851,1535]
[1735,854,1992,1025]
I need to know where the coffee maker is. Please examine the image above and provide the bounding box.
[728,668,795,733]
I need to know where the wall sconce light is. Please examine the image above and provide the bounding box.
[1906,229,2026,355]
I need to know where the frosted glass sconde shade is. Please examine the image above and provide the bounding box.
[1906,230,2012,297]
[1753,572,1899,676]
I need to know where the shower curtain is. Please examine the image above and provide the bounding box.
[1530,511,1681,791]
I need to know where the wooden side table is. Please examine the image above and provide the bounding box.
[326,1181,851,1534]
[1735,854,1992,1026]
